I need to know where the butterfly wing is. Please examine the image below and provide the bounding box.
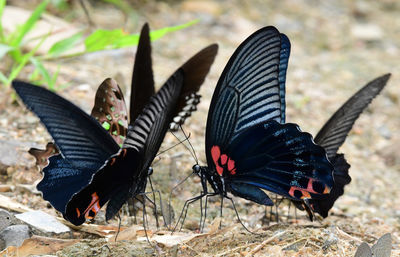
[170,44,219,130]
[130,23,155,123]
[354,243,372,257]
[205,27,289,150]
[308,73,390,217]
[213,121,333,204]
[13,81,119,214]
[28,78,128,166]
[205,26,332,204]
[315,73,391,158]
[65,70,184,224]
[91,78,129,146]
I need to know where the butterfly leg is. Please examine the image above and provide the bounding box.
[147,175,160,229]
[199,193,220,232]
[225,196,259,235]
[172,193,206,233]
[219,195,223,229]
[136,197,153,246]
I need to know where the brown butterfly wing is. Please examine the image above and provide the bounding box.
[91,78,128,146]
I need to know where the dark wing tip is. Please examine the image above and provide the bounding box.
[141,23,150,35]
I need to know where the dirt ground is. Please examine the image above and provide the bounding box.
[1,0,400,256]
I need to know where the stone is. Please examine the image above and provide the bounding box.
[0,224,30,249]
[15,210,70,234]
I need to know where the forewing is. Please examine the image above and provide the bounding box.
[28,78,128,167]
[211,121,333,201]
[130,23,155,123]
[13,81,119,169]
[91,78,128,146]
[170,44,218,130]
[371,233,392,257]
[315,73,390,158]
[278,34,290,123]
[124,69,184,168]
[206,27,290,155]
[354,243,372,257]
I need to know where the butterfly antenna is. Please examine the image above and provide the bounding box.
[156,135,191,157]
[170,130,198,165]
[179,125,199,164]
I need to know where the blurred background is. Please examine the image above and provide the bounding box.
[0,0,399,256]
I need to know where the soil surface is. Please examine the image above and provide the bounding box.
[0,0,399,256]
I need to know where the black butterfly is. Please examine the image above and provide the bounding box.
[176,26,334,228]
[291,73,391,219]
[13,23,218,226]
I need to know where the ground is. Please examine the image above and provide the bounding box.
[0,0,399,256]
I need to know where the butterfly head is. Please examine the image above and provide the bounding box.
[192,164,202,175]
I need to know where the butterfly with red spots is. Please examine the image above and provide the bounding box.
[175,26,334,229]
[14,23,218,226]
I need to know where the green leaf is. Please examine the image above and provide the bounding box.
[48,31,83,57]
[84,20,198,52]
[0,0,7,42]
[6,32,47,85]
[0,71,7,85]
[149,20,198,41]
[0,44,14,59]
[9,0,50,47]
[30,57,51,84]
[84,29,127,52]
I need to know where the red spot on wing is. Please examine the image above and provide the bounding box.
[289,178,331,200]
[211,146,224,176]
[227,159,235,171]
[211,146,221,163]
[211,146,237,176]
[82,192,101,219]
[220,154,228,165]
[121,148,127,157]
[307,178,318,194]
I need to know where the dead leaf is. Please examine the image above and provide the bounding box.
[108,225,143,242]
[0,235,79,257]
[151,232,205,247]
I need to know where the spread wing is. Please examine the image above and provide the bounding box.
[315,73,390,158]
[205,27,290,151]
[169,44,218,130]
[13,81,119,214]
[13,81,119,168]
[130,23,155,123]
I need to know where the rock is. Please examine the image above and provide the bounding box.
[351,23,383,41]
[0,224,30,250]
[15,210,70,234]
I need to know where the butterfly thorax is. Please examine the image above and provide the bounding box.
[193,165,226,196]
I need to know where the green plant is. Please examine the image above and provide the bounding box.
[0,0,197,90]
